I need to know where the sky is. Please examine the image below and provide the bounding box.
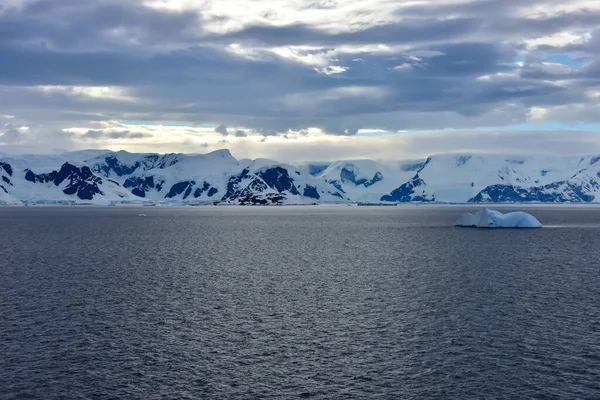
[1,0,600,161]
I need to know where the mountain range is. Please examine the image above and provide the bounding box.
[2,149,600,205]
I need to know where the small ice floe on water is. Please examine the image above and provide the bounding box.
[455,208,542,228]
[138,213,148,217]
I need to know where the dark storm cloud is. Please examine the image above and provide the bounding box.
[0,0,599,143]
[214,124,228,135]
[83,130,105,139]
[0,0,200,50]
[217,18,482,47]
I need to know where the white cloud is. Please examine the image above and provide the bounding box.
[33,86,136,102]
[537,62,580,75]
[409,49,445,58]
[393,63,413,70]
[475,72,519,81]
[528,107,549,121]
[209,129,600,161]
[519,2,600,18]
[524,31,592,48]
[313,65,349,75]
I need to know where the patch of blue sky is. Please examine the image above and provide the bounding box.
[544,54,590,68]
[511,53,590,68]
[512,54,525,67]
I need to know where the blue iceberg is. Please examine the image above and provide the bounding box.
[456,208,542,228]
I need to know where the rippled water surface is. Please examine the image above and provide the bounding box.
[1,206,600,399]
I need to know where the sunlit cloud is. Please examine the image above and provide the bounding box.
[33,86,136,102]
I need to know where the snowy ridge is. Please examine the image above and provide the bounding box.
[312,153,600,204]
[3,150,600,204]
[0,149,347,205]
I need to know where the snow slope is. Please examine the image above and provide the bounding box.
[314,154,600,203]
[3,150,600,204]
[0,149,347,205]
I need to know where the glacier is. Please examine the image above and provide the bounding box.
[3,150,600,205]
[455,208,543,228]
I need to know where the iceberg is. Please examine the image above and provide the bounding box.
[455,208,542,228]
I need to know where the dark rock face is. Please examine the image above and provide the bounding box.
[193,182,210,198]
[328,180,346,193]
[223,168,278,201]
[401,161,426,172]
[305,163,331,176]
[340,167,383,188]
[98,155,140,177]
[24,169,42,183]
[166,181,196,199]
[94,154,180,177]
[303,185,320,199]
[223,168,253,200]
[192,182,218,198]
[469,180,598,203]
[257,167,300,195]
[380,174,435,202]
[153,155,180,170]
[455,156,472,166]
[123,176,158,198]
[25,163,104,200]
[0,162,12,194]
[403,157,432,175]
[0,161,13,176]
[122,175,200,199]
[222,167,335,202]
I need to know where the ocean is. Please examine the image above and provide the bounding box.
[1,206,599,399]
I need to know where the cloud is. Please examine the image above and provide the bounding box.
[82,129,150,139]
[0,0,599,154]
[214,124,228,135]
[1,123,25,143]
[235,129,247,137]
[313,65,348,75]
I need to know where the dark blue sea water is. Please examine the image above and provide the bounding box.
[1,206,599,399]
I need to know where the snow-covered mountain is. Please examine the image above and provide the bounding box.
[307,154,600,204]
[0,150,346,205]
[3,150,600,205]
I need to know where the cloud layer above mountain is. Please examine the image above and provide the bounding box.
[1,0,600,158]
